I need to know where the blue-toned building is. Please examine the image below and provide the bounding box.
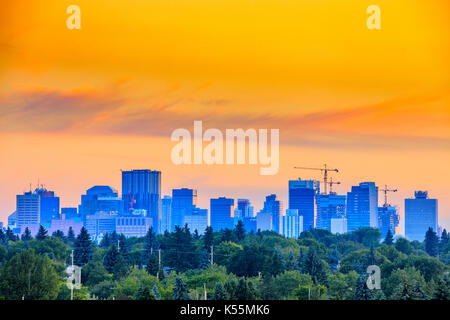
[346,182,378,232]
[378,205,400,238]
[161,195,172,233]
[316,194,346,231]
[405,191,438,241]
[261,194,283,234]
[80,186,123,224]
[282,209,303,238]
[85,213,117,240]
[171,188,197,231]
[289,179,319,231]
[16,191,40,227]
[122,169,161,233]
[210,197,234,231]
[36,188,60,223]
[61,207,80,221]
[183,207,208,235]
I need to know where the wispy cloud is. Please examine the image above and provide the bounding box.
[1,83,449,150]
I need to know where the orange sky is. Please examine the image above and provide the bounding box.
[1,0,449,232]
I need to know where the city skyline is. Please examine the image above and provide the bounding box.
[2,166,447,234]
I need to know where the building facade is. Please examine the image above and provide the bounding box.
[289,179,319,231]
[405,191,438,241]
[346,182,378,232]
[210,197,234,231]
[282,209,303,238]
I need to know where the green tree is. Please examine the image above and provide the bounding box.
[112,255,128,280]
[0,249,59,300]
[384,229,394,245]
[234,220,246,241]
[302,248,328,285]
[35,225,48,241]
[81,261,110,287]
[52,230,65,241]
[67,227,76,242]
[173,276,189,300]
[213,282,227,300]
[152,285,161,300]
[354,274,373,300]
[424,227,439,257]
[73,227,93,266]
[203,226,214,250]
[142,227,159,264]
[146,253,159,277]
[263,248,285,277]
[432,277,449,300]
[103,244,120,273]
[391,276,414,300]
[327,271,358,300]
[134,284,156,300]
[99,233,111,248]
[21,228,33,241]
[395,237,413,255]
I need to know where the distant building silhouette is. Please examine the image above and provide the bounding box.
[346,182,378,232]
[378,205,400,237]
[289,179,319,231]
[405,191,438,241]
[210,197,234,231]
[282,209,303,238]
[316,193,346,231]
[171,188,197,231]
[80,186,123,224]
[161,195,172,233]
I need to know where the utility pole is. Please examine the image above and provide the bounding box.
[71,249,74,301]
[118,240,120,251]
[157,249,161,279]
[210,245,214,265]
[203,283,207,300]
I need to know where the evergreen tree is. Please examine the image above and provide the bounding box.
[146,253,159,276]
[224,279,237,300]
[112,255,128,280]
[439,229,448,254]
[198,249,210,269]
[411,281,427,300]
[67,227,76,242]
[203,226,213,250]
[0,229,6,245]
[354,274,373,300]
[432,277,449,300]
[391,276,414,300]
[142,227,159,264]
[263,248,285,277]
[103,244,120,273]
[213,282,227,300]
[236,278,249,300]
[303,248,327,285]
[73,226,93,266]
[152,285,161,300]
[173,276,189,300]
[234,220,246,241]
[110,230,119,244]
[297,248,305,272]
[424,227,439,257]
[384,229,394,245]
[192,229,200,241]
[21,227,33,241]
[285,252,297,271]
[5,228,17,241]
[35,225,48,240]
[118,234,130,265]
[134,284,155,300]
[52,230,65,240]
[221,229,233,242]
[99,233,111,248]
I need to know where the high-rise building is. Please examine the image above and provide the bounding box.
[261,194,283,233]
[405,191,438,241]
[84,213,117,240]
[183,208,208,235]
[316,194,346,231]
[210,197,234,231]
[331,218,347,234]
[282,209,303,238]
[80,186,123,224]
[236,199,254,218]
[289,179,319,231]
[61,207,80,221]
[16,190,40,227]
[256,210,272,231]
[161,195,172,233]
[378,205,400,238]
[346,182,378,232]
[36,188,60,223]
[116,216,153,238]
[122,169,161,233]
[171,188,197,231]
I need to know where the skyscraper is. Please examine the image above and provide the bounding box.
[161,195,172,233]
[316,194,346,231]
[346,182,378,232]
[36,188,60,223]
[171,188,197,231]
[378,205,400,238]
[122,169,161,233]
[289,179,319,231]
[405,191,438,241]
[210,197,234,231]
[16,191,40,227]
[261,194,283,234]
[81,186,123,224]
[183,207,208,235]
[282,209,303,238]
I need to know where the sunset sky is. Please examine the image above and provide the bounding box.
[1,0,449,232]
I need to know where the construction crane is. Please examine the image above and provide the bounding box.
[293,164,339,195]
[328,177,341,194]
[380,185,397,207]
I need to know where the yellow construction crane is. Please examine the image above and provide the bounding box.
[293,164,339,195]
[380,185,397,207]
[328,177,341,194]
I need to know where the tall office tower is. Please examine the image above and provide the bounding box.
[161,195,172,233]
[316,194,346,231]
[331,218,347,234]
[261,194,283,234]
[16,191,40,227]
[236,199,255,218]
[171,188,197,231]
[36,188,60,223]
[81,186,123,224]
[183,208,208,235]
[282,209,303,238]
[210,197,235,231]
[378,205,400,238]
[289,179,320,231]
[405,191,438,241]
[122,169,161,233]
[256,210,272,231]
[346,182,378,232]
